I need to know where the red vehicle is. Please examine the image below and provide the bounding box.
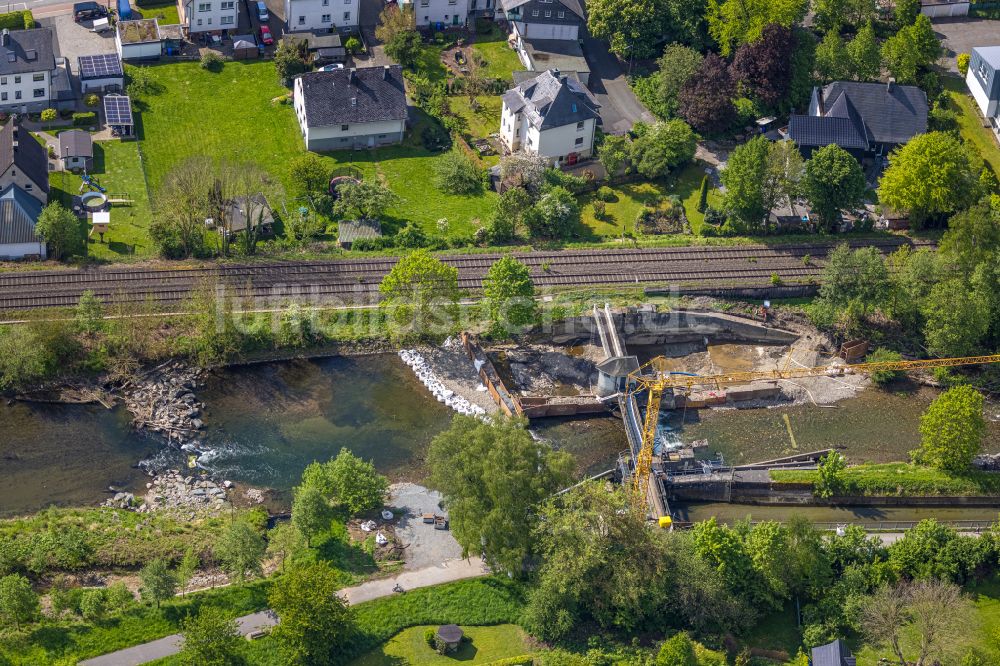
[259,25,274,46]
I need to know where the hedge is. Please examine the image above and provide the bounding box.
[0,10,34,30]
[484,655,536,666]
[73,111,97,127]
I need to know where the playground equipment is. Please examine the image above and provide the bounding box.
[80,171,106,194]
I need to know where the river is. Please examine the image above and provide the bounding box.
[3,355,999,519]
[0,354,626,516]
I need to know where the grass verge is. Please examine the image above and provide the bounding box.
[351,624,529,666]
[771,463,1000,496]
[943,75,1000,175]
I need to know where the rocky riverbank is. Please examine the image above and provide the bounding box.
[120,362,206,450]
[100,469,261,516]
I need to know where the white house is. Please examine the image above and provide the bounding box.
[499,0,583,41]
[0,28,56,114]
[294,65,408,152]
[0,119,49,260]
[284,0,358,32]
[400,0,471,28]
[967,46,1000,138]
[177,0,238,36]
[500,68,599,165]
[920,0,969,18]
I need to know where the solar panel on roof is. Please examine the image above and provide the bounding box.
[79,53,123,80]
[103,95,133,126]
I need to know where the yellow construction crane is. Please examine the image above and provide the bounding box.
[623,353,1000,516]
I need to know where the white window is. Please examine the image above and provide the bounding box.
[449,0,456,4]
[24,183,31,190]
[298,15,305,23]
[221,15,233,23]
[420,0,428,6]
[207,17,212,23]
[576,121,584,130]
[544,9,550,16]
[531,9,538,15]
[32,73,43,82]
[1,93,7,101]
[198,2,210,10]
[341,124,349,130]
[32,88,44,98]
[0,78,5,85]
[343,10,350,20]
[221,0,234,7]
[13,76,19,84]
[557,10,563,17]
[197,18,202,24]
[574,137,583,146]
[14,90,20,99]
[321,13,331,21]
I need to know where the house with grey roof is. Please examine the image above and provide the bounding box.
[0,119,49,206]
[0,183,45,259]
[788,81,928,158]
[967,46,1000,139]
[0,28,57,113]
[58,130,94,171]
[499,0,586,84]
[500,68,599,165]
[293,65,408,152]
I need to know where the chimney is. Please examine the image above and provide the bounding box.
[887,77,895,92]
[349,67,356,84]
[12,127,18,151]
[351,97,357,106]
[383,65,390,80]
[2,29,9,47]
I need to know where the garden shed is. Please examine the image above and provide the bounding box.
[337,219,381,249]
[78,53,124,93]
[58,130,93,171]
[231,34,258,60]
[115,19,162,61]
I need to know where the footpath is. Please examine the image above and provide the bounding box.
[78,557,487,666]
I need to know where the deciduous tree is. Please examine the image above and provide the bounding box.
[847,22,881,82]
[36,203,83,261]
[587,0,669,59]
[721,135,772,232]
[654,44,703,119]
[269,562,353,664]
[334,179,401,221]
[215,520,266,582]
[376,5,420,67]
[815,30,850,82]
[706,0,808,56]
[428,416,573,575]
[523,186,580,238]
[881,15,941,84]
[139,558,176,608]
[291,484,333,547]
[629,120,698,179]
[379,249,460,335]
[597,134,632,177]
[879,132,977,228]
[917,385,986,472]
[287,154,331,199]
[678,53,736,134]
[433,148,483,195]
[939,199,1000,274]
[179,611,246,666]
[482,256,537,338]
[731,24,793,108]
[266,523,306,571]
[176,547,199,597]
[802,144,866,232]
[817,244,890,313]
[0,574,38,629]
[299,448,389,515]
[657,632,698,666]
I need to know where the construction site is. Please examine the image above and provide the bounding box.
[452,302,1000,527]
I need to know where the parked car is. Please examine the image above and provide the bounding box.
[256,1,269,22]
[318,63,344,71]
[259,25,274,45]
[73,1,109,22]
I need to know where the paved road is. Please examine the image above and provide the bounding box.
[582,33,655,134]
[78,557,487,666]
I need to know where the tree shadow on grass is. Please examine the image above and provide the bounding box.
[449,640,480,661]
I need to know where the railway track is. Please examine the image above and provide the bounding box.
[0,239,932,312]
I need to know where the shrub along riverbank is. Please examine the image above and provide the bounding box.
[771,463,1000,496]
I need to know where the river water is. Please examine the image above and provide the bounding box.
[0,354,626,516]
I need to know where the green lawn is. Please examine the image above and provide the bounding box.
[771,463,1000,496]
[49,140,155,260]
[578,161,721,239]
[943,75,1000,175]
[451,94,502,139]
[412,44,450,83]
[470,27,524,82]
[351,624,530,666]
[134,0,180,23]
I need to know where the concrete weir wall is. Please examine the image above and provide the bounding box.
[550,309,799,347]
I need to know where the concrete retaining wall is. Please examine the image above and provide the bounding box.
[670,481,1000,506]
[550,309,800,347]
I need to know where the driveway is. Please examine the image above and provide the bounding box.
[582,33,655,135]
[78,558,488,666]
[930,16,1000,73]
[40,12,116,73]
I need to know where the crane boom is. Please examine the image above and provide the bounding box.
[624,353,1000,519]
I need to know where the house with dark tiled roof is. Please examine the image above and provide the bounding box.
[0,183,44,259]
[293,65,407,152]
[788,81,928,158]
[0,28,57,113]
[0,119,48,259]
[500,68,599,165]
[500,0,587,85]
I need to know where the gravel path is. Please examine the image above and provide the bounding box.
[388,482,464,570]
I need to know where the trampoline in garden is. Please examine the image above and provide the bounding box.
[329,176,361,198]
